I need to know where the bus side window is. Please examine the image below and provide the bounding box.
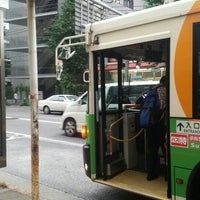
[193,23,200,118]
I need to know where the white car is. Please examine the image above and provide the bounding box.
[61,92,88,137]
[39,94,78,114]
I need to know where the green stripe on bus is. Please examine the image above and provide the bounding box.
[86,114,96,176]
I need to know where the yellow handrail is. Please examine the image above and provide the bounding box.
[109,116,144,154]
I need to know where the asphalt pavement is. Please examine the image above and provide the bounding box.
[0,170,82,200]
[4,105,84,200]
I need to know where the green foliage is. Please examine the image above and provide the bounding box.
[15,85,30,105]
[5,85,30,106]
[60,43,88,94]
[5,58,11,76]
[44,0,76,51]
[144,0,164,8]
[5,85,14,99]
[44,0,88,95]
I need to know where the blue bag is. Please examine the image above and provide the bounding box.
[139,87,161,128]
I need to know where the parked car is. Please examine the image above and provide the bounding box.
[39,94,78,114]
[61,92,88,137]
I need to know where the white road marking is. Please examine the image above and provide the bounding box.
[6,116,60,124]
[6,131,83,147]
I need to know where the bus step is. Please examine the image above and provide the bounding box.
[106,157,126,178]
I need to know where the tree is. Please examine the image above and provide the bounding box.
[5,57,11,76]
[44,0,88,95]
[144,0,164,8]
[5,57,13,101]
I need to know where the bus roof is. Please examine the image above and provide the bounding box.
[85,0,197,38]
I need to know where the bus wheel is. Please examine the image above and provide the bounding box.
[187,165,200,200]
[64,118,76,137]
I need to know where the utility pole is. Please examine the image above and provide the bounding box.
[0,11,6,168]
[27,1,39,199]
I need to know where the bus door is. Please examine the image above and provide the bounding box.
[94,40,170,180]
[95,51,129,179]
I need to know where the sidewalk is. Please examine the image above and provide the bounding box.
[0,170,82,200]
[0,184,31,200]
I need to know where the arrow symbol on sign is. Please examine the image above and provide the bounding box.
[177,123,184,132]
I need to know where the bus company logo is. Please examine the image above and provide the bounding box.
[170,133,188,148]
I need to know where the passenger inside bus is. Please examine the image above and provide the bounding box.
[143,76,167,181]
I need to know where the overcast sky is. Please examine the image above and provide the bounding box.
[0,0,8,9]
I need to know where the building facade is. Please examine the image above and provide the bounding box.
[4,0,144,99]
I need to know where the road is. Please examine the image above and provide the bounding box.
[4,106,150,200]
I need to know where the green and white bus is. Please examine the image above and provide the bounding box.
[81,0,200,199]
[56,0,200,199]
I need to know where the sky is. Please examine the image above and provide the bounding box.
[0,0,9,9]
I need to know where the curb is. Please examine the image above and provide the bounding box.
[0,170,82,200]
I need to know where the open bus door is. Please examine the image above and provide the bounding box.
[83,39,170,199]
[95,51,127,179]
[0,11,6,168]
[93,50,155,179]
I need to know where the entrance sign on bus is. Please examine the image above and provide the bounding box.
[171,120,200,150]
[176,120,200,134]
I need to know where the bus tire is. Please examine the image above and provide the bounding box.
[187,163,200,200]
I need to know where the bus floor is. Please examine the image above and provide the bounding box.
[96,169,169,200]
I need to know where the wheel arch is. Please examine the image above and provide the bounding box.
[43,105,51,114]
[43,105,50,110]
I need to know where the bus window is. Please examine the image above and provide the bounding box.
[193,23,200,118]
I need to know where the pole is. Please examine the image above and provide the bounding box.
[27,1,39,199]
[0,11,6,167]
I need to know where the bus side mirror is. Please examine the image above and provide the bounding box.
[59,47,75,60]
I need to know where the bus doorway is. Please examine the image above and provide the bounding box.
[89,39,169,198]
